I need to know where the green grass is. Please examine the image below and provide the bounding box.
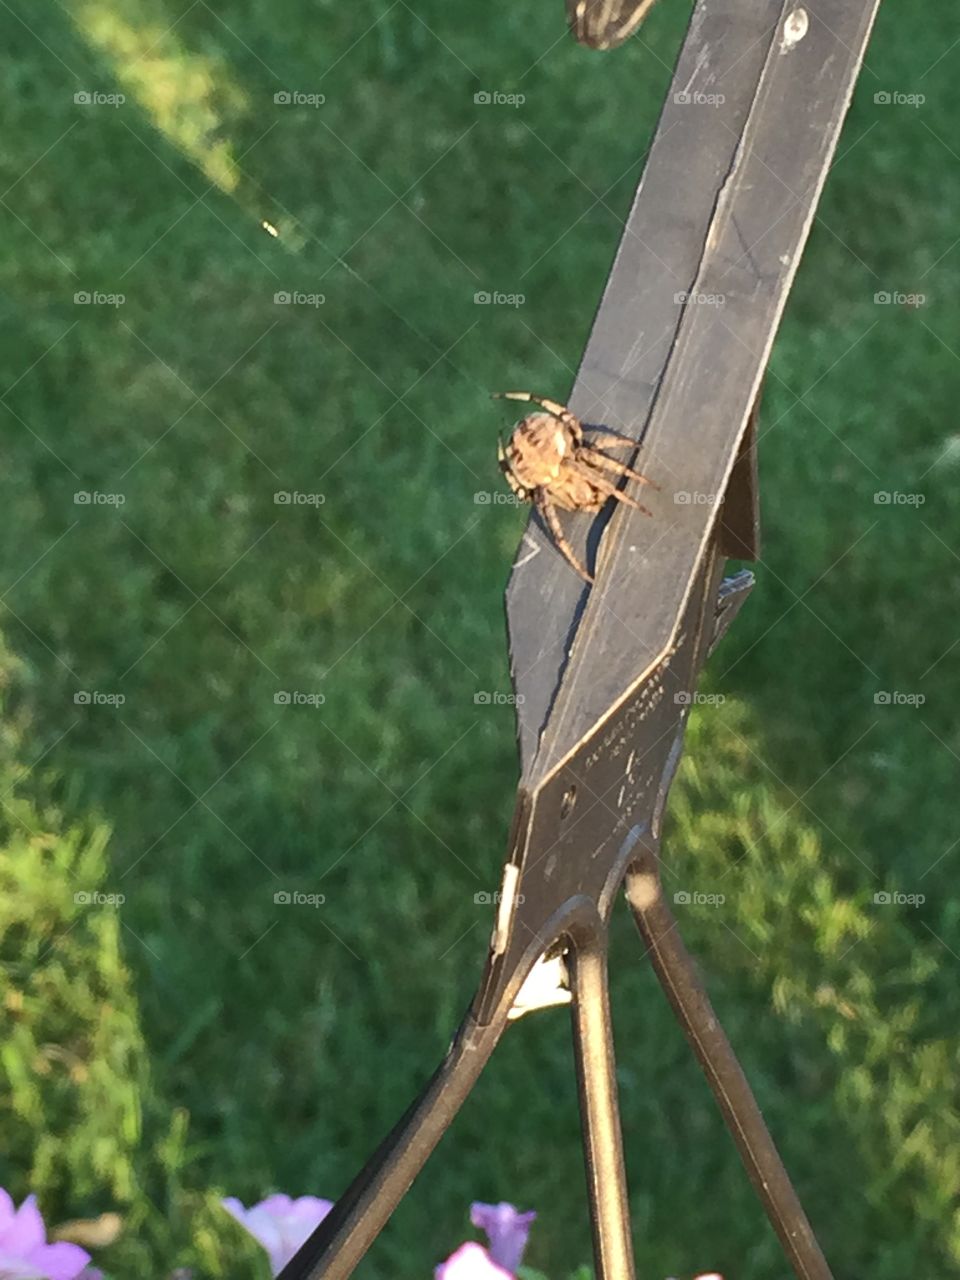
[1,0,959,1276]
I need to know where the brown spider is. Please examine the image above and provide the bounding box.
[495,391,656,583]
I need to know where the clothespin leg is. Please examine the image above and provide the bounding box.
[278,1009,508,1280]
[570,936,637,1280]
[624,849,834,1280]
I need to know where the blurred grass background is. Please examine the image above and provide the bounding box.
[1,0,959,1276]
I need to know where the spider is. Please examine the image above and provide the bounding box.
[495,390,656,583]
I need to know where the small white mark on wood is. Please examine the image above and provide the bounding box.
[779,252,792,266]
[780,7,808,52]
[515,532,541,570]
[623,328,648,373]
[677,46,712,101]
[491,862,520,955]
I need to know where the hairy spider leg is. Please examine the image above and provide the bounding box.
[493,390,568,417]
[582,433,659,489]
[536,490,593,584]
[497,436,529,499]
[492,391,581,435]
[569,460,654,518]
[581,447,657,494]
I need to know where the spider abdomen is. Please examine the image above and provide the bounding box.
[501,413,577,493]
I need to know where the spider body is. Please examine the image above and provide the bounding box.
[496,391,656,583]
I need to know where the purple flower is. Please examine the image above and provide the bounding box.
[435,1242,513,1280]
[222,1195,333,1276]
[0,1191,90,1280]
[469,1202,536,1274]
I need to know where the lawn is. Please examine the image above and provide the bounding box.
[1,0,959,1277]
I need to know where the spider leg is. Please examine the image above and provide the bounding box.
[581,446,658,491]
[569,460,654,518]
[493,391,581,437]
[536,490,593,583]
[494,391,568,417]
[583,430,636,451]
[498,435,530,500]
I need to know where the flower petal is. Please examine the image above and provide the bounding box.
[221,1194,332,1276]
[469,1203,536,1273]
[1,1197,46,1256]
[435,1242,514,1280]
[28,1242,91,1280]
[0,1191,15,1234]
